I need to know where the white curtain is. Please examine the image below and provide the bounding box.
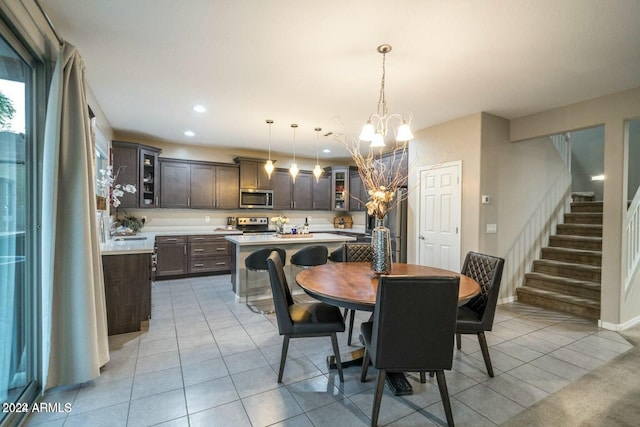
[41,43,109,390]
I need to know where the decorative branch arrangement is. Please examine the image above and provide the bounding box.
[336,132,410,220]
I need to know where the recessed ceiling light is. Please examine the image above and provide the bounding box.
[193,105,206,113]
[184,130,195,137]
[322,148,331,153]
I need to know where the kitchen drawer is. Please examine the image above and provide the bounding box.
[156,235,187,244]
[189,256,231,273]
[190,242,229,257]
[188,234,229,243]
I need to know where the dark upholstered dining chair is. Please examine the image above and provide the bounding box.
[342,243,374,345]
[266,251,345,383]
[456,251,505,377]
[245,247,286,314]
[360,276,460,427]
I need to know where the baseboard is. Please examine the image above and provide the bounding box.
[498,295,517,305]
[599,314,640,331]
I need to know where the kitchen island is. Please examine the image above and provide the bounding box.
[225,233,356,301]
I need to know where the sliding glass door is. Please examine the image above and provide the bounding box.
[0,30,37,425]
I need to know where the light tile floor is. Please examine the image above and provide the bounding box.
[26,274,633,426]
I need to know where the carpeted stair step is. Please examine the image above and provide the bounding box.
[549,235,602,251]
[524,272,600,299]
[516,286,600,319]
[541,247,602,266]
[556,223,602,237]
[570,201,603,213]
[564,212,603,225]
[532,259,601,282]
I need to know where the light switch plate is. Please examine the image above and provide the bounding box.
[486,224,497,233]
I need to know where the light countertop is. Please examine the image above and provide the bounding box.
[100,229,243,255]
[225,232,356,246]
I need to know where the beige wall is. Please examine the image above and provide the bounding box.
[407,113,482,266]
[511,87,640,327]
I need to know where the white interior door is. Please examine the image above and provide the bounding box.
[417,161,462,270]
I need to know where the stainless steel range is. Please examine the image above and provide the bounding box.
[236,217,274,234]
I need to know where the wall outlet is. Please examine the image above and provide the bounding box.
[486,224,497,234]
[481,195,490,204]
[205,215,210,222]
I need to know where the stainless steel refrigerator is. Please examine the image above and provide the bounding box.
[365,188,407,263]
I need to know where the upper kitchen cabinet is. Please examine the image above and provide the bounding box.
[312,174,331,210]
[160,158,239,209]
[112,141,161,208]
[329,167,349,211]
[235,157,273,190]
[379,149,408,182]
[272,169,313,210]
[349,167,368,211]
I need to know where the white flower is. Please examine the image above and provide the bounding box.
[97,165,136,208]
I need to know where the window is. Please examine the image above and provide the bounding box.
[0,24,39,426]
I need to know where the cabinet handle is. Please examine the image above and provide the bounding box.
[194,249,205,252]
[187,197,190,207]
[216,248,225,251]
[194,263,204,267]
[155,197,158,206]
[216,262,226,265]
[165,238,178,241]
[184,246,186,255]
[193,237,204,241]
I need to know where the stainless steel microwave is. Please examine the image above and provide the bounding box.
[239,188,274,209]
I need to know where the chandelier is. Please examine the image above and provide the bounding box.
[359,44,413,147]
[264,119,275,179]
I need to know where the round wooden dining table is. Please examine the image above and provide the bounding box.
[296,262,481,311]
[295,262,481,396]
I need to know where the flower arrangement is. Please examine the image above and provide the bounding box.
[339,134,409,220]
[270,215,290,233]
[97,165,137,208]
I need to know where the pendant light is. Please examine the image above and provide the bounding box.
[313,127,323,182]
[359,44,413,147]
[264,119,275,179]
[289,123,299,183]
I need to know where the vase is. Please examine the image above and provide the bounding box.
[371,217,392,274]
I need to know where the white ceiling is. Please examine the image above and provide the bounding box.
[41,0,640,160]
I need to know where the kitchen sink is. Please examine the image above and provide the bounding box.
[113,236,147,241]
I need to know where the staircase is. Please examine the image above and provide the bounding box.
[517,197,602,319]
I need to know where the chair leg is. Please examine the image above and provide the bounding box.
[371,369,386,427]
[435,370,454,427]
[456,332,462,350]
[477,331,494,377]
[347,310,356,345]
[330,333,344,383]
[277,335,290,383]
[360,348,370,382]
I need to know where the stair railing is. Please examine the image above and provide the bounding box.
[501,171,572,301]
[625,186,640,291]
[551,132,571,172]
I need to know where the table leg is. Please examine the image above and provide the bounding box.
[327,349,413,396]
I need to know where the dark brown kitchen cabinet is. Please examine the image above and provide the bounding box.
[215,165,240,209]
[235,157,272,190]
[349,168,368,211]
[112,141,161,208]
[272,169,292,210]
[160,161,190,208]
[272,169,312,210]
[102,253,152,335]
[312,174,331,210]
[155,235,188,277]
[160,159,239,209]
[329,167,349,211]
[188,235,231,274]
